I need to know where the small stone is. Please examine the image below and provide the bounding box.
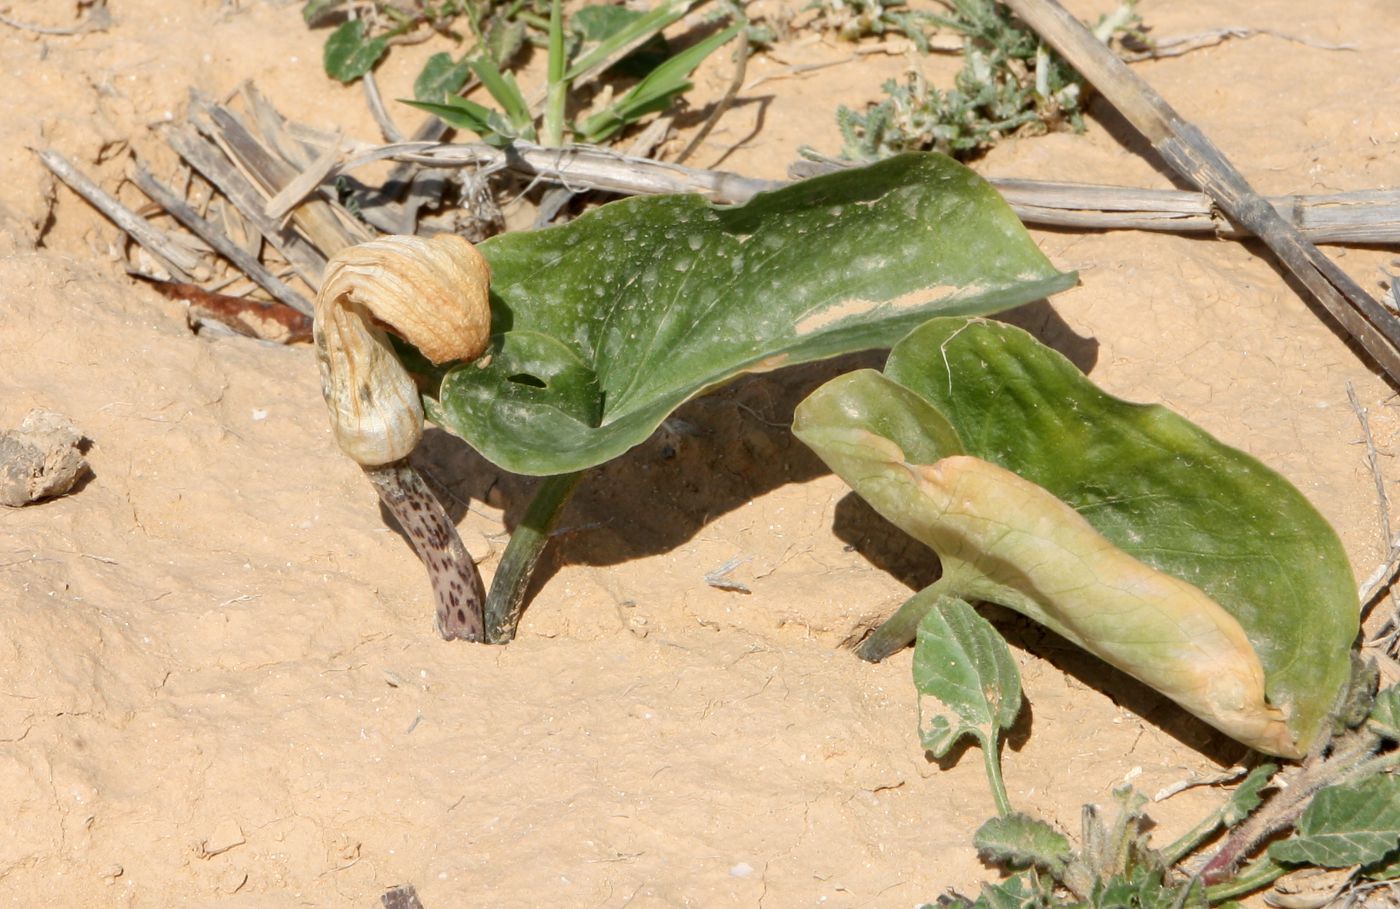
[0,409,88,507]
[101,863,124,884]
[200,819,245,858]
[219,869,249,894]
[729,862,754,878]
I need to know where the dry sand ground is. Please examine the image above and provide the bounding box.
[2,0,1400,905]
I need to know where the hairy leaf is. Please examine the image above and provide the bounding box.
[1223,763,1277,826]
[1270,776,1400,867]
[428,154,1074,475]
[975,813,1071,875]
[972,872,1051,909]
[1368,685,1400,742]
[793,318,1357,756]
[914,594,1022,757]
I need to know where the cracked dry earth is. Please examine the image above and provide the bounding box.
[2,0,1400,906]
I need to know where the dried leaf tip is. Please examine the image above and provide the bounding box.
[314,234,491,466]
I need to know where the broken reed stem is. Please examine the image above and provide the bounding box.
[1001,0,1400,385]
[36,149,202,281]
[128,158,314,315]
[327,140,1400,245]
[163,124,329,283]
[1348,381,1400,652]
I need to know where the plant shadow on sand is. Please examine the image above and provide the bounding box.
[386,298,1092,587]
[379,290,1246,763]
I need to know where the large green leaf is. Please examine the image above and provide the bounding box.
[792,317,1357,757]
[427,153,1074,475]
[915,594,1023,758]
[1269,776,1400,867]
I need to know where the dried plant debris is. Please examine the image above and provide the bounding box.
[149,281,314,344]
[0,410,89,507]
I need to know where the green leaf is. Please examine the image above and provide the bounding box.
[1270,776,1400,867]
[972,872,1051,909]
[323,19,389,83]
[469,57,535,137]
[414,52,472,103]
[1095,867,1201,909]
[792,318,1357,757]
[1223,763,1277,826]
[484,14,526,65]
[303,0,343,26]
[575,23,739,144]
[914,595,1023,757]
[1369,685,1400,741]
[429,153,1075,475]
[570,4,670,77]
[975,813,1071,875]
[564,0,694,83]
[401,97,516,147]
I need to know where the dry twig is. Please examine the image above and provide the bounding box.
[36,148,202,280]
[1002,0,1400,385]
[128,158,313,315]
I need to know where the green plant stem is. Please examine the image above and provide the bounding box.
[1203,855,1285,902]
[859,573,973,661]
[542,0,567,147]
[484,469,585,643]
[1160,812,1224,868]
[1201,727,1382,884]
[858,584,942,661]
[982,736,1014,817]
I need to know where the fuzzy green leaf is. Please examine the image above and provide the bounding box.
[1269,776,1400,867]
[428,153,1074,476]
[1223,763,1277,826]
[972,872,1050,909]
[1368,686,1400,742]
[975,813,1071,875]
[323,19,389,82]
[914,594,1023,757]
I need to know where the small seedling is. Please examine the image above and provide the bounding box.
[909,600,1400,908]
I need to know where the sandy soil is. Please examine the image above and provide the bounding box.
[3,0,1400,906]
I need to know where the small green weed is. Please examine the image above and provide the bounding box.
[914,602,1400,909]
[303,0,739,149]
[835,0,1142,161]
